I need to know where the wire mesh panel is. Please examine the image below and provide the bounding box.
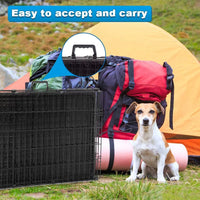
[0,89,102,188]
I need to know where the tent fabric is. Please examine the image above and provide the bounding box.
[87,22,200,138]
[4,72,30,90]
[166,138,200,156]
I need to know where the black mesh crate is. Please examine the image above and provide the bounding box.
[0,89,102,188]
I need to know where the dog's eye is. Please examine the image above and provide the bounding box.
[149,110,155,114]
[137,110,143,114]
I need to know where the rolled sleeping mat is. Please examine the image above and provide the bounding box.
[96,138,188,171]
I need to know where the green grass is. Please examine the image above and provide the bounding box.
[0,0,200,68]
[0,165,199,200]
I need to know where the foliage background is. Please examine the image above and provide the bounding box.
[0,0,200,68]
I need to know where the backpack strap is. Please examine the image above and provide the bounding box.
[107,137,115,171]
[108,60,135,136]
[163,62,174,129]
[107,60,135,171]
[170,81,174,129]
[127,60,135,90]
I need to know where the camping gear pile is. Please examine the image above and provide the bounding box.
[4,22,200,168]
[27,49,189,171]
[98,56,175,170]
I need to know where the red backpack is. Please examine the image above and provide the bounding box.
[99,56,174,170]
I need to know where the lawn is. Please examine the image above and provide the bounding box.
[0,165,199,199]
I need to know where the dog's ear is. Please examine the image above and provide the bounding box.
[154,101,164,114]
[126,101,138,114]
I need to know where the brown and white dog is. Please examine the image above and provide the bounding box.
[126,102,179,183]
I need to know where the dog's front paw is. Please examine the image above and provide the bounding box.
[137,173,146,180]
[170,176,179,181]
[126,175,136,182]
[157,177,166,184]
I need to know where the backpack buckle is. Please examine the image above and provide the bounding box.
[167,74,174,80]
[129,81,135,90]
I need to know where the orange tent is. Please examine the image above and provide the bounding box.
[87,22,200,161]
[4,72,30,90]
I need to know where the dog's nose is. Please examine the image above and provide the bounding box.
[143,118,149,126]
